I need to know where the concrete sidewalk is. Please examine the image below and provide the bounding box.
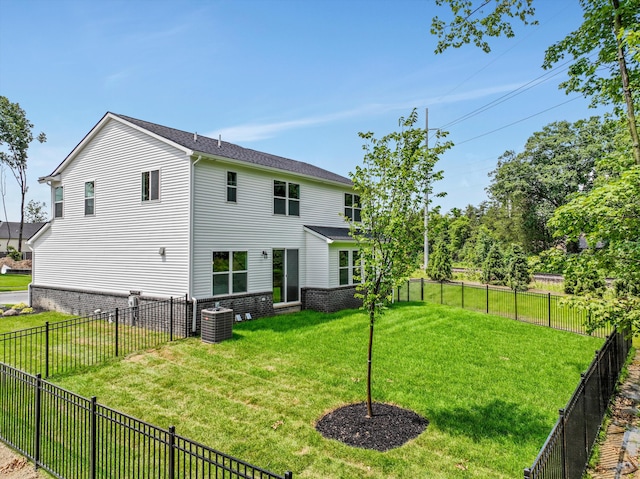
[589,350,640,478]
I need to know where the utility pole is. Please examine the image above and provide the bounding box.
[424,108,429,273]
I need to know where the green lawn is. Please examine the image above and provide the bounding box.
[50,303,603,478]
[397,280,610,336]
[0,274,31,292]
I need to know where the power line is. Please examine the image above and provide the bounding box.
[455,96,582,145]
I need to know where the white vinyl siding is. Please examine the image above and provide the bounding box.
[32,119,191,297]
[191,160,350,298]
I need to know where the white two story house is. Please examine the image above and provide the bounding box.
[29,113,362,320]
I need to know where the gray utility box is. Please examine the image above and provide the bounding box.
[201,308,234,343]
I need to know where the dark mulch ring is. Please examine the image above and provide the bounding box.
[315,402,428,452]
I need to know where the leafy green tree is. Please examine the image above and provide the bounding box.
[551,161,640,334]
[505,244,531,291]
[349,109,451,417]
[482,243,506,285]
[448,214,472,261]
[432,0,639,163]
[431,0,536,54]
[427,228,453,281]
[0,97,46,252]
[25,199,47,223]
[487,117,616,253]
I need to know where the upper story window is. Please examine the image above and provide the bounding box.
[142,170,160,202]
[84,181,95,216]
[344,193,361,222]
[212,251,248,296]
[54,186,64,218]
[274,180,300,216]
[227,172,237,202]
[339,250,361,285]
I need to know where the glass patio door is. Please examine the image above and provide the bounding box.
[272,249,299,304]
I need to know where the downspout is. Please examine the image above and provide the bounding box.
[189,155,203,334]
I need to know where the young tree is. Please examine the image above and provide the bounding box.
[349,109,451,417]
[505,244,531,291]
[25,199,48,223]
[0,97,46,252]
[427,228,453,282]
[482,243,506,285]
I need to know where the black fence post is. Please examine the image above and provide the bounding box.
[185,293,190,338]
[170,297,174,342]
[116,308,120,358]
[560,408,568,478]
[486,285,489,314]
[523,468,531,479]
[407,280,410,302]
[514,290,518,321]
[168,425,176,479]
[90,396,97,479]
[548,293,551,328]
[440,281,443,304]
[421,278,424,301]
[34,373,42,469]
[284,472,293,479]
[461,282,464,309]
[44,322,49,378]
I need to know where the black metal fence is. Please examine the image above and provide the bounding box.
[0,362,292,479]
[0,296,191,377]
[524,330,631,479]
[395,279,613,337]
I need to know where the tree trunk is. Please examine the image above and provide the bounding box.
[366,308,375,418]
[611,0,640,165]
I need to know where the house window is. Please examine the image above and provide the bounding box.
[54,186,63,218]
[344,193,361,222]
[84,181,95,216]
[142,170,160,202]
[339,250,361,285]
[274,180,300,216]
[212,251,248,295]
[227,172,237,202]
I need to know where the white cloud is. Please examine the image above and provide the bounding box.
[210,82,528,143]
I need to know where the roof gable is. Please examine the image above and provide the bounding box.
[41,113,352,187]
[0,222,47,239]
[114,114,352,186]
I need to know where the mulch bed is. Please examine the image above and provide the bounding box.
[315,402,428,452]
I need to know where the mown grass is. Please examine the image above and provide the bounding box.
[0,274,31,292]
[397,280,610,337]
[52,303,603,478]
[0,310,71,334]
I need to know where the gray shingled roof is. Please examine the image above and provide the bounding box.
[304,225,354,242]
[114,114,352,186]
[0,222,47,240]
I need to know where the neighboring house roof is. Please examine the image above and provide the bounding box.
[304,225,354,242]
[40,112,352,187]
[0,222,47,240]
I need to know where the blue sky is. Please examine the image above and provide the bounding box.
[0,0,603,222]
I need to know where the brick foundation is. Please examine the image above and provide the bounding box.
[301,285,362,313]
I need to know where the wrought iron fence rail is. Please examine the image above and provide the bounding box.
[395,279,612,337]
[0,360,292,479]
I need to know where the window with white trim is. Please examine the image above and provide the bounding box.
[227,172,237,202]
[274,180,300,216]
[84,181,95,216]
[141,170,160,202]
[339,250,361,285]
[54,186,64,218]
[212,251,248,295]
[344,193,361,221]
